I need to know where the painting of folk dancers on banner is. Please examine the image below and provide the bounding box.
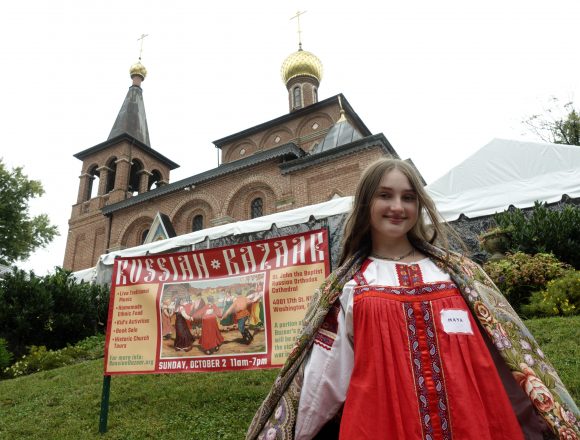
[159,273,266,358]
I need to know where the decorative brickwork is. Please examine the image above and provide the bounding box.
[258,127,293,150]
[217,100,344,164]
[171,198,215,235]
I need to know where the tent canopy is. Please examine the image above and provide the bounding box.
[426,138,580,221]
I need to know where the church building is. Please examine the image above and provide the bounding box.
[63,45,404,271]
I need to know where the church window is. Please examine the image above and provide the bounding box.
[86,165,100,200]
[313,87,318,102]
[293,86,302,109]
[192,215,203,232]
[274,135,281,143]
[106,158,117,193]
[312,122,319,130]
[129,159,144,195]
[148,170,162,190]
[141,229,149,244]
[251,198,263,219]
[239,148,246,156]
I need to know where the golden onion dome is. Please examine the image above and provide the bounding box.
[281,49,323,84]
[130,61,147,80]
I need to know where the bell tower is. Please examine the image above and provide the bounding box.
[63,58,179,271]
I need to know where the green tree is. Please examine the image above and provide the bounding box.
[524,98,580,146]
[0,159,58,265]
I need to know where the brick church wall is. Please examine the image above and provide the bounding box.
[102,146,387,258]
[63,211,108,271]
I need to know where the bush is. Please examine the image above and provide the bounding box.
[494,202,580,268]
[522,271,580,318]
[484,252,570,313]
[42,268,110,349]
[0,268,54,358]
[3,334,105,379]
[0,268,110,359]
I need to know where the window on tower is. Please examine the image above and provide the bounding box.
[293,86,302,109]
[251,197,263,219]
[129,159,144,195]
[87,165,100,200]
[105,158,117,193]
[148,169,162,190]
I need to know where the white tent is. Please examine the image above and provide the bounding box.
[426,138,580,221]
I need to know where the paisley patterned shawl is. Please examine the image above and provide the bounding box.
[246,242,580,440]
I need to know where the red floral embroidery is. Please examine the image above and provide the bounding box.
[396,263,424,287]
[513,364,555,413]
[558,426,579,440]
[405,301,452,440]
[314,302,340,350]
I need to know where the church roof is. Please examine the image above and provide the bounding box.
[281,48,323,84]
[310,113,363,154]
[101,131,401,215]
[73,133,179,169]
[108,84,151,146]
[280,133,399,174]
[102,142,305,214]
[212,94,371,149]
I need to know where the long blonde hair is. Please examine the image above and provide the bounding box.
[339,158,453,265]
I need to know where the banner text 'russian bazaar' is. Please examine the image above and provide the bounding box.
[104,229,329,375]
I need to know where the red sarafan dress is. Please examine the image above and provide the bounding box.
[340,258,524,440]
[294,257,525,440]
[195,304,224,352]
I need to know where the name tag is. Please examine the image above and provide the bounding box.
[440,309,473,335]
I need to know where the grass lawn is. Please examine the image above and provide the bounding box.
[0,316,578,439]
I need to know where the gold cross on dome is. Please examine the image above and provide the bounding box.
[290,10,306,49]
[137,33,149,61]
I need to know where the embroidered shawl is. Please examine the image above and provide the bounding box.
[246,241,580,440]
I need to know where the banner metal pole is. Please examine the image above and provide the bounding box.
[99,375,111,434]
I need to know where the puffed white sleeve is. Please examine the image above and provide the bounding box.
[294,281,355,440]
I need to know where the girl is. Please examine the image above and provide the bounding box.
[247,158,579,440]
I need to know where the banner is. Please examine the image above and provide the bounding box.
[104,229,330,375]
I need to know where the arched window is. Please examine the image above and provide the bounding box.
[313,87,318,103]
[251,198,263,219]
[86,165,100,200]
[129,160,144,195]
[106,158,117,193]
[148,170,162,190]
[293,86,302,109]
[192,215,203,232]
[141,229,149,244]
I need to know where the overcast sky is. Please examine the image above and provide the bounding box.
[2,0,579,274]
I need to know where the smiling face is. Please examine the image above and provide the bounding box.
[370,168,419,247]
